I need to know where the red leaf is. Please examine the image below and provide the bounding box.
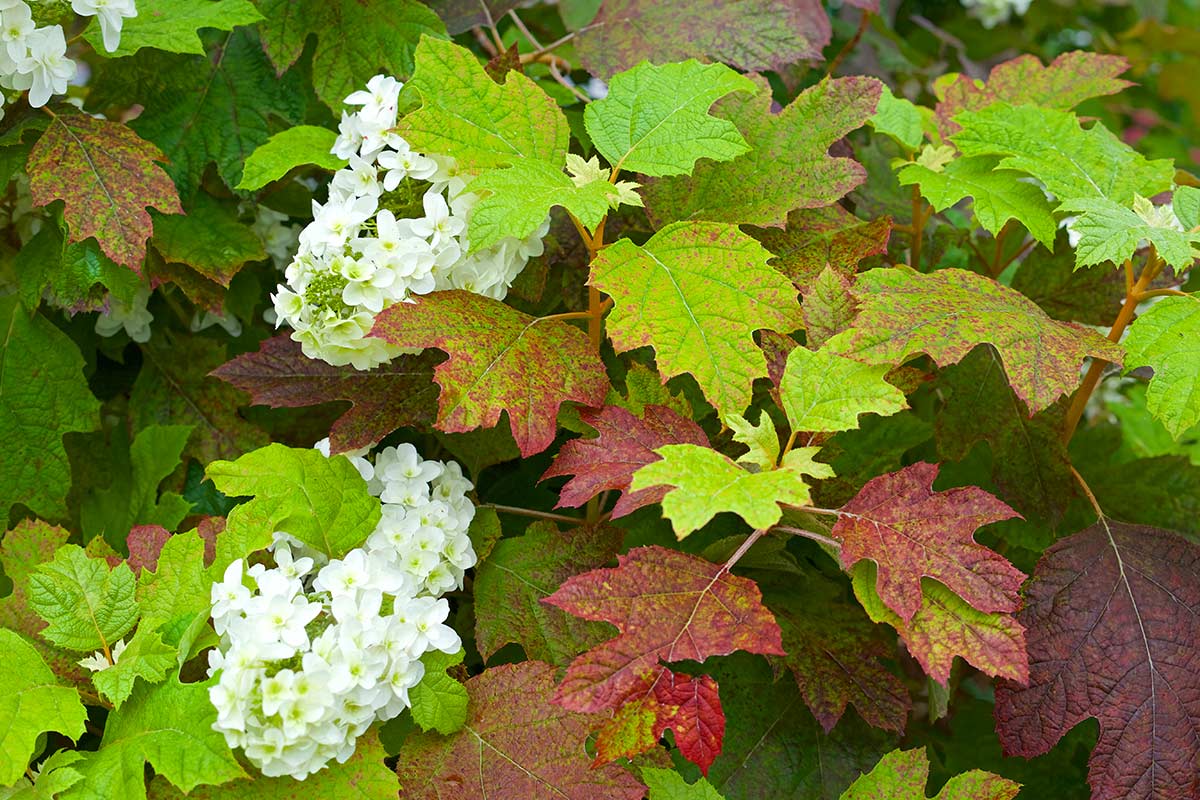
[27,113,182,271]
[372,290,610,457]
[211,334,439,453]
[995,522,1200,800]
[544,546,784,713]
[833,462,1025,621]
[394,661,646,800]
[126,525,171,574]
[541,405,709,518]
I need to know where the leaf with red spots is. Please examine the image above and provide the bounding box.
[372,290,610,457]
[211,334,440,454]
[27,113,182,272]
[544,545,784,713]
[395,661,646,800]
[594,668,725,775]
[541,404,709,518]
[824,267,1123,414]
[832,462,1024,622]
[995,521,1200,800]
[840,747,1020,799]
[126,526,172,575]
[750,205,892,290]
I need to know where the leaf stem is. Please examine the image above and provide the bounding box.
[1135,288,1189,301]
[484,503,584,524]
[774,525,842,550]
[538,310,592,322]
[506,9,543,50]
[1070,464,1104,519]
[722,528,770,572]
[825,9,871,77]
[909,185,926,269]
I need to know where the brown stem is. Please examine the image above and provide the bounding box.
[993,236,1036,276]
[1070,465,1104,519]
[538,310,591,322]
[1135,288,1190,301]
[774,525,842,550]
[485,503,583,524]
[825,9,871,77]
[506,9,543,49]
[722,529,770,572]
[910,185,925,269]
[470,26,499,57]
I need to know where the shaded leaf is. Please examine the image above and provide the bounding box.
[151,194,266,285]
[749,205,891,290]
[840,747,1020,799]
[15,221,142,312]
[643,768,725,800]
[126,526,172,575]
[1010,239,1131,326]
[802,266,859,349]
[236,125,344,190]
[1123,294,1200,439]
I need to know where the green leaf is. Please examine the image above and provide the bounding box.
[1060,195,1200,270]
[259,0,446,111]
[151,194,267,285]
[136,530,211,650]
[951,103,1174,205]
[631,443,826,538]
[83,0,263,57]
[840,747,1020,799]
[15,221,142,311]
[642,767,726,800]
[870,85,925,150]
[591,221,803,419]
[236,125,344,190]
[898,155,1058,247]
[1173,185,1200,230]
[81,424,193,550]
[410,649,469,734]
[0,630,87,786]
[91,627,176,710]
[0,296,100,522]
[780,346,907,434]
[726,410,780,471]
[61,676,244,800]
[206,443,381,559]
[28,545,140,653]
[584,61,756,176]
[2,750,85,799]
[397,37,568,171]
[1124,294,1200,439]
[466,159,622,251]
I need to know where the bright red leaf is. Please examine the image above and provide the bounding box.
[541,404,709,518]
[544,545,784,713]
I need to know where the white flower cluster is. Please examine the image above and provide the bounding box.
[207,443,477,779]
[960,0,1032,28]
[271,74,549,370]
[0,0,136,112]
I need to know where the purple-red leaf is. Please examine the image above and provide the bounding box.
[126,525,172,574]
[541,404,709,518]
[995,521,1200,800]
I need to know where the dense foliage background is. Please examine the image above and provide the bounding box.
[3,0,1200,798]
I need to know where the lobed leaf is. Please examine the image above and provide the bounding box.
[91,626,176,710]
[409,649,468,734]
[84,0,264,57]
[1124,294,1200,439]
[236,125,344,190]
[780,346,907,435]
[840,747,1020,799]
[749,205,892,290]
[28,545,140,653]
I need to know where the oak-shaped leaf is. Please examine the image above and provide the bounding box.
[594,668,725,775]
[136,530,216,649]
[0,629,87,786]
[372,289,609,457]
[395,661,646,800]
[151,194,266,286]
[832,462,1023,622]
[644,74,881,226]
[28,545,140,653]
[576,0,830,79]
[995,521,1200,800]
[840,747,1020,799]
[584,61,755,177]
[1061,195,1200,270]
[802,266,860,349]
[211,334,439,454]
[780,346,907,435]
[82,0,263,57]
[749,205,891,289]
[542,404,709,518]
[824,267,1123,414]
[544,545,784,712]
[1123,294,1200,439]
[410,649,468,735]
[91,626,176,710]
[27,113,181,271]
[641,768,724,800]
[591,222,802,419]
[474,522,623,665]
[236,125,344,190]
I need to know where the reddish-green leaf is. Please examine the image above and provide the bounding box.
[833,462,1023,622]
[803,267,860,349]
[542,404,709,518]
[825,267,1123,414]
[749,206,892,290]
[211,334,439,454]
[840,747,1020,799]
[372,290,609,457]
[395,661,646,800]
[995,521,1200,800]
[544,545,784,712]
[27,114,182,272]
[126,526,172,575]
[644,75,881,227]
[577,0,830,78]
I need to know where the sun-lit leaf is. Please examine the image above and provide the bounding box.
[91,626,176,710]
[84,0,264,57]
[544,545,784,712]
[749,206,892,289]
[409,649,468,734]
[1124,294,1200,439]
[643,768,726,800]
[780,346,907,435]
[870,85,924,150]
[372,290,609,457]
[840,747,1020,799]
[236,125,344,190]
[136,530,212,649]
[1061,195,1200,270]
[28,545,140,653]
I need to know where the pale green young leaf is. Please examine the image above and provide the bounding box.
[28,546,140,653]
[779,446,835,480]
[91,627,176,710]
[584,61,756,176]
[467,160,623,251]
[590,221,803,419]
[206,443,381,559]
[0,630,87,786]
[84,0,263,57]
[236,125,344,190]
[60,676,245,800]
[1173,185,1200,230]
[397,37,568,170]
[1061,196,1199,270]
[136,531,210,650]
[870,85,924,151]
[2,750,85,799]
[952,103,1173,205]
[897,155,1058,247]
[1124,294,1200,439]
[642,767,726,799]
[631,444,817,538]
[410,649,469,734]
[781,347,908,434]
[726,410,780,471]
[840,747,1020,799]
